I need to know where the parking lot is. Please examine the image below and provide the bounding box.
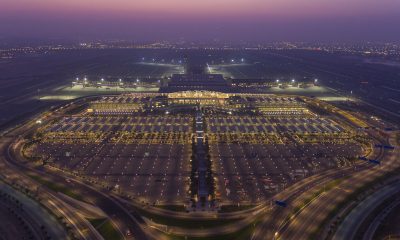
[210,142,361,203]
[206,116,346,135]
[36,142,191,204]
[27,92,368,205]
[33,113,195,204]
[48,115,193,133]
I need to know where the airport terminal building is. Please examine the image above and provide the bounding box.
[160,73,231,92]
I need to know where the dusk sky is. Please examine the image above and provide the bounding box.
[1,0,400,42]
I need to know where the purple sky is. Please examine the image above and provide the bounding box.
[1,0,400,42]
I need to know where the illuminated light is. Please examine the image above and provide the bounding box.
[136,78,140,82]
[241,58,244,62]
[314,79,318,83]
[231,59,235,63]
[276,79,280,83]
[119,78,122,82]
[76,77,79,81]
[36,120,42,124]
[101,78,104,82]
[292,79,295,83]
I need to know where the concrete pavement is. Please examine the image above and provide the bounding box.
[333,182,400,240]
[278,131,399,240]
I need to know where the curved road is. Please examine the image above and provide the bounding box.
[278,131,399,240]
[1,107,150,240]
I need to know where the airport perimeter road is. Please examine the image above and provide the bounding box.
[251,145,380,240]
[251,165,362,240]
[6,138,150,240]
[252,128,385,240]
[0,137,101,240]
[1,101,150,240]
[362,196,400,240]
[0,182,68,240]
[333,181,400,240]
[277,132,399,240]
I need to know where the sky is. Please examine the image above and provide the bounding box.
[1,0,400,42]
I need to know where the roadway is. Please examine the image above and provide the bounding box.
[251,163,368,240]
[0,182,68,240]
[1,102,150,240]
[0,137,100,240]
[362,198,400,240]
[10,137,149,240]
[333,180,400,240]
[276,131,399,240]
[251,126,386,240]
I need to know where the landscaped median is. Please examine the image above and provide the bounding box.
[88,218,123,240]
[120,199,267,239]
[27,173,84,202]
[150,216,263,240]
[138,208,242,229]
[218,204,256,213]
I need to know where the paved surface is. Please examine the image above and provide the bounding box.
[277,132,398,240]
[333,182,400,240]
[1,112,148,239]
[251,128,384,240]
[0,137,101,240]
[0,182,68,240]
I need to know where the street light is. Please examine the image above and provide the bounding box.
[314,78,318,83]
[101,78,104,82]
[276,79,280,83]
[292,79,295,83]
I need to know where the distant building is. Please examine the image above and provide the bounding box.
[160,74,231,92]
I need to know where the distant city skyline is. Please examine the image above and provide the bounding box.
[1,0,400,42]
